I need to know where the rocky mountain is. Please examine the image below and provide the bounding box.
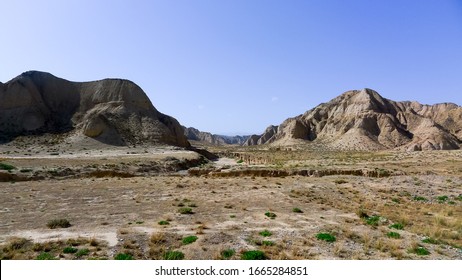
[245,89,461,151]
[0,71,189,147]
[183,127,249,145]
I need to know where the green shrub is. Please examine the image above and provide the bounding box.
[0,162,16,171]
[221,249,235,259]
[264,212,276,219]
[413,196,428,202]
[178,208,193,214]
[236,159,244,164]
[115,253,133,260]
[163,251,184,260]
[387,232,400,239]
[158,220,170,225]
[182,236,198,245]
[36,252,56,260]
[422,238,438,244]
[409,246,430,256]
[63,247,78,254]
[389,223,404,230]
[437,196,448,202]
[316,233,336,242]
[47,219,71,229]
[259,230,272,237]
[292,207,303,213]
[75,248,90,257]
[262,240,275,246]
[241,250,267,260]
[365,215,380,226]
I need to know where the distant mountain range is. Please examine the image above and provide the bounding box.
[183,126,249,146]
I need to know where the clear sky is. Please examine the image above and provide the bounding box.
[1,0,462,135]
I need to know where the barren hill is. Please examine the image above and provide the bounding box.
[245,89,461,151]
[183,126,249,145]
[0,71,189,147]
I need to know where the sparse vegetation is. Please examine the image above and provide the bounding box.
[221,249,235,259]
[241,250,267,260]
[316,233,336,242]
[387,232,400,239]
[292,207,303,213]
[163,251,184,260]
[0,162,16,171]
[409,245,430,256]
[75,248,90,257]
[413,196,428,202]
[158,220,170,225]
[63,247,78,254]
[36,252,56,260]
[115,253,134,260]
[264,211,276,219]
[178,207,194,214]
[365,215,381,227]
[261,240,274,246]
[182,236,198,245]
[259,230,272,237]
[47,219,71,229]
[389,223,404,230]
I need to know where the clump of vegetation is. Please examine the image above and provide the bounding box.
[409,245,430,256]
[264,212,277,219]
[334,179,348,184]
[75,248,90,257]
[292,207,303,213]
[365,215,381,227]
[259,230,272,237]
[356,208,369,219]
[437,196,448,203]
[457,195,462,201]
[422,238,439,244]
[163,251,184,260]
[389,223,404,230]
[241,250,267,260]
[47,219,71,229]
[387,232,401,239]
[391,198,400,204]
[178,207,194,214]
[115,253,133,260]
[63,247,78,254]
[221,249,235,259]
[316,233,336,242]
[36,252,56,260]
[236,159,244,164]
[261,240,275,246]
[0,162,16,171]
[182,236,198,245]
[413,196,428,202]
[158,220,170,225]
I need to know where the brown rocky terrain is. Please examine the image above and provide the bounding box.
[183,127,249,146]
[245,89,461,151]
[0,71,189,147]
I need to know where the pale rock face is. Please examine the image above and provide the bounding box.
[247,88,461,151]
[0,71,190,147]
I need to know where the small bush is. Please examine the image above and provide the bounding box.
[115,253,133,260]
[236,159,244,164]
[36,252,56,260]
[47,219,71,229]
[163,251,184,260]
[259,230,272,237]
[264,212,276,219]
[365,215,380,226]
[158,220,170,225]
[241,250,267,260]
[457,195,462,201]
[334,179,348,184]
[437,196,448,202]
[422,238,438,244]
[0,162,16,171]
[178,208,193,214]
[387,232,401,239]
[389,223,404,230]
[221,249,235,259]
[409,246,430,256]
[316,233,336,242]
[413,196,428,202]
[63,247,78,254]
[292,207,303,213]
[182,236,198,245]
[262,240,275,246]
[75,248,90,257]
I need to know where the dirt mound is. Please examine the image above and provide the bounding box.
[0,71,189,147]
[245,89,461,151]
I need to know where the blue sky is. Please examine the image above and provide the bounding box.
[1,0,462,135]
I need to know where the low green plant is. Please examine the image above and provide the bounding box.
[36,252,56,260]
[75,248,90,257]
[178,207,193,214]
[158,220,170,225]
[163,250,184,260]
[334,179,348,184]
[236,159,244,164]
[63,247,78,254]
[409,246,430,256]
[182,236,198,245]
[259,230,272,237]
[114,253,133,260]
[264,212,276,219]
[47,219,71,229]
[0,162,16,171]
[391,198,400,204]
[292,207,303,213]
[262,240,275,246]
[389,223,404,230]
[365,215,380,226]
[437,196,448,202]
[241,250,267,260]
[221,249,235,259]
[422,238,438,244]
[135,221,144,224]
[457,195,462,201]
[316,233,336,242]
[387,232,400,239]
[413,196,428,202]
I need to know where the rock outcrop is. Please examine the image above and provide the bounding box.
[183,126,249,145]
[0,71,189,147]
[246,89,461,151]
